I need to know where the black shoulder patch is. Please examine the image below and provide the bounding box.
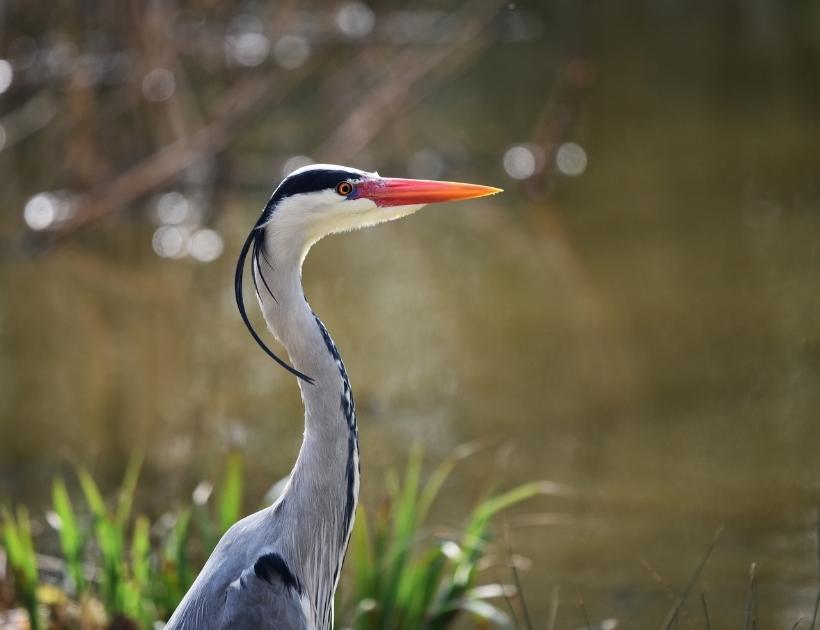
[253,552,302,593]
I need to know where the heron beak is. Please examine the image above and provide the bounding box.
[356,177,503,207]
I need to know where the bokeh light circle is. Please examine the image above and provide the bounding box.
[156,192,190,225]
[503,145,537,179]
[23,194,57,230]
[555,142,587,176]
[142,67,176,102]
[0,60,13,94]
[152,225,190,258]
[336,2,376,39]
[190,229,224,263]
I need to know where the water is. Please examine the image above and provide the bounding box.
[1,3,819,627]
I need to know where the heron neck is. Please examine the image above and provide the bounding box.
[255,233,359,625]
[256,261,344,412]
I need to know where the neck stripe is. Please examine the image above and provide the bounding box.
[313,315,360,624]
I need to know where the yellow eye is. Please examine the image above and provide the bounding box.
[336,181,353,196]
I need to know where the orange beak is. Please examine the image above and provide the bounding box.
[355,177,502,207]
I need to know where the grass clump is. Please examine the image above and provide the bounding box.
[339,446,553,629]
[0,450,547,629]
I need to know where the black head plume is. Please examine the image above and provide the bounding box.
[234,165,369,384]
[234,221,315,384]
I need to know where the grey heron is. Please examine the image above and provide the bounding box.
[165,164,501,629]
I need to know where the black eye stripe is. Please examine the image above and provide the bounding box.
[259,168,365,223]
[282,170,361,196]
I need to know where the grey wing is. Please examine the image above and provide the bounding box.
[219,553,311,630]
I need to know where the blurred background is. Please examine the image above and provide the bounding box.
[2,0,820,627]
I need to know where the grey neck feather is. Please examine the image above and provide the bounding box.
[255,228,359,627]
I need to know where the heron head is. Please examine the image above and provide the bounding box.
[236,163,502,381]
[257,163,502,254]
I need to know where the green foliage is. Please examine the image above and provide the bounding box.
[339,447,546,630]
[0,451,538,629]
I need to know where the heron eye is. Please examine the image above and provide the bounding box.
[336,181,353,196]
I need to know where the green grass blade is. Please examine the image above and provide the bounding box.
[116,453,143,525]
[2,506,24,569]
[2,506,42,630]
[416,455,457,525]
[15,507,38,588]
[471,482,554,526]
[171,507,193,593]
[416,442,486,525]
[77,466,130,614]
[155,507,193,616]
[77,467,107,519]
[350,506,374,598]
[132,516,151,587]
[128,514,154,627]
[52,478,80,554]
[217,451,244,534]
[51,477,86,593]
[405,547,448,628]
[380,446,423,625]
